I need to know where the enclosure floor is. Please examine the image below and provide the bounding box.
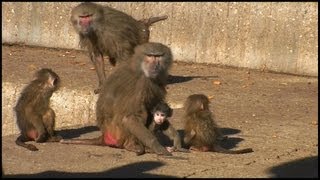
[2,45,318,178]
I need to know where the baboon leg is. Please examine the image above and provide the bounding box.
[123,137,145,156]
[43,109,61,142]
[122,116,172,156]
[43,108,61,142]
[29,114,47,143]
[90,52,106,94]
[183,129,196,145]
[43,108,55,136]
[15,135,38,151]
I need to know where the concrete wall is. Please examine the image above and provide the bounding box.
[2,2,318,76]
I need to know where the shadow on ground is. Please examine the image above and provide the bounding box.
[167,74,218,84]
[56,126,99,139]
[220,127,241,136]
[156,128,245,151]
[3,161,177,178]
[57,125,249,152]
[268,156,318,178]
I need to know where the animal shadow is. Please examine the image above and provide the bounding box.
[56,125,99,139]
[219,127,241,136]
[167,74,218,85]
[218,127,245,149]
[3,161,177,178]
[268,156,318,178]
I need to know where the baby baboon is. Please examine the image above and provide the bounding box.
[14,68,62,151]
[183,94,253,154]
[148,101,189,153]
[70,2,168,93]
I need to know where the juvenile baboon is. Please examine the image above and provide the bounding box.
[14,68,62,151]
[61,42,173,156]
[148,101,189,153]
[183,94,253,154]
[70,2,168,93]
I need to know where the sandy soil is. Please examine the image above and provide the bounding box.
[1,44,318,178]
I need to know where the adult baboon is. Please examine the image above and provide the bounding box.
[71,2,168,93]
[61,42,173,156]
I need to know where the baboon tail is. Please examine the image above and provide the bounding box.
[214,145,253,154]
[60,135,104,146]
[15,135,38,151]
[146,15,168,26]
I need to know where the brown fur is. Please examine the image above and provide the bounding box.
[14,68,62,151]
[70,2,168,93]
[61,42,173,156]
[183,94,253,154]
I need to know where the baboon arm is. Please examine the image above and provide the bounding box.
[163,126,180,148]
[122,115,172,156]
[184,129,196,145]
[163,127,190,153]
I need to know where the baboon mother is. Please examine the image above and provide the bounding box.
[62,42,173,156]
[71,2,167,93]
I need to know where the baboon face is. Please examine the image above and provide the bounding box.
[153,110,167,125]
[136,42,173,80]
[70,2,104,35]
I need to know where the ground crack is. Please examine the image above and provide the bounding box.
[183,168,211,178]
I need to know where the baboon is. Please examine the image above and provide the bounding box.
[70,2,168,93]
[183,94,253,154]
[14,68,62,151]
[61,42,173,156]
[148,101,189,153]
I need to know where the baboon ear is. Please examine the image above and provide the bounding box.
[166,107,173,117]
[190,129,196,136]
[48,76,58,87]
[200,103,204,110]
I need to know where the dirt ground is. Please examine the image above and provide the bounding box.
[1,44,318,178]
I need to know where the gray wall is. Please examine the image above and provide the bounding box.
[2,2,318,76]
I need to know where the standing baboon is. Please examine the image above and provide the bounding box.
[61,42,173,156]
[70,2,168,93]
[14,68,62,151]
[183,94,253,154]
